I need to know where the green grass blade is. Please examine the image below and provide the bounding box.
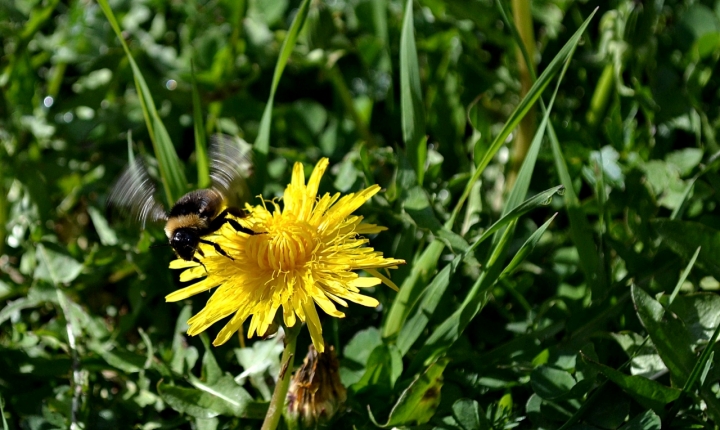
[394,186,563,355]
[382,240,444,339]
[410,214,557,370]
[393,14,575,357]
[549,124,606,297]
[191,61,210,189]
[253,0,311,192]
[399,0,426,184]
[0,395,8,430]
[449,8,597,226]
[500,8,575,218]
[669,246,700,305]
[497,0,605,297]
[97,0,186,204]
[383,36,572,340]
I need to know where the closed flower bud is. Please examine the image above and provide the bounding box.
[286,344,346,427]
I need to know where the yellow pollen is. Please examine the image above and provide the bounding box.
[246,214,317,272]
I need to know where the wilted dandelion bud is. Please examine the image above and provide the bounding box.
[286,344,347,427]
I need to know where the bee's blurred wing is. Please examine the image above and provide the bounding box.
[208,135,253,202]
[107,159,168,228]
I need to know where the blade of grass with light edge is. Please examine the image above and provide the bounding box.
[384,7,596,340]
[97,0,187,204]
[253,0,311,193]
[448,9,596,227]
[399,0,426,184]
[401,48,570,360]
[669,246,700,305]
[497,1,606,297]
[1,395,8,430]
[409,214,557,370]
[395,5,583,356]
[395,186,564,356]
[191,61,210,189]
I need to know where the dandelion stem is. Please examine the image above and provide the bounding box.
[261,323,301,430]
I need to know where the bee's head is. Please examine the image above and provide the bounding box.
[170,228,199,261]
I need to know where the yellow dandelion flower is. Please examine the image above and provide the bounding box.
[166,158,404,352]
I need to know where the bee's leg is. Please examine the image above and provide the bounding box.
[226,218,259,235]
[192,256,207,272]
[213,208,262,235]
[198,238,235,261]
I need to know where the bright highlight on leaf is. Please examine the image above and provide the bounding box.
[166,158,404,352]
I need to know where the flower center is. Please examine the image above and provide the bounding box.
[245,215,317,272]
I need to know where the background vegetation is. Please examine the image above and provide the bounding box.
[2,0,720,428]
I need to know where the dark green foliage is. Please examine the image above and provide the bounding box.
[2,0,720,428]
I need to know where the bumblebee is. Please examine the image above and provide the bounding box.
[108,137,256,264]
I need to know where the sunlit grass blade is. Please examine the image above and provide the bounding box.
[394,186,564,355]
[400,0,426,184]
[409,214,557,370]
[669,246,700,304]
[394,4,577,355]
[382,240,444,339]
[383,7,590,340]
[191,61,210,189]
[97,0,186,204]
[450,7,597,226]
[0,395,8,430]
[253,0,311,192]
[497,1,606,297]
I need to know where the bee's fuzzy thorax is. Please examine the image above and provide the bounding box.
[165,214,206,238]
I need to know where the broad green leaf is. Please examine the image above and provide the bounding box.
[171,305,194,374]
[158,375,262,419]
[87,206,117,246]
[351,344,403,393]
[619,410,661,430]
[669,293,720,344]
[399,0,425,184]
[610,332,666,378]
[582,353,681,413]
[341,327,383,386]
[89,342,145,373]
[234,337,283,401]
[253,0,311,191]
[653,219,720,280]
[667,294,720,421]
[530,365,577,400]
[370,358,448,427]
[631,285,695,386]
[192,61,210,189]
[344,327,382,365]
[195,417,219,430]
[200,335,222,385]
[96,0,187,203]
[0,296,44,326]
[34,243,83,285]
[450,9,597,225]
[452,398,491,430]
